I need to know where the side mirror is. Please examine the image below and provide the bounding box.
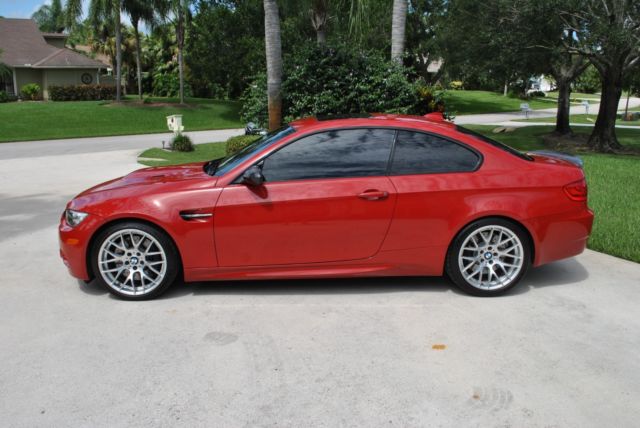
[241,165,265,186]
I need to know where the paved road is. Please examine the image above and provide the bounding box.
[455,96,640,126]
[1,134,640,426]
[0,128,244,160]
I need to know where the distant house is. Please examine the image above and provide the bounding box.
[0,18,107,100]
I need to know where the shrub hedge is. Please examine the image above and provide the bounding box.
[171,134,195,152]
[225,135,260,156]
[241,43,441,126]
[48,84,116,101]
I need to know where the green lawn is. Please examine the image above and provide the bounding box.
[0,97,242,142]
[516,113,640,125]
[444,90,560,115]
[467,125,640,263]
[138,141,227,167]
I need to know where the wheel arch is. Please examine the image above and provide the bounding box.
[85,217,184,282]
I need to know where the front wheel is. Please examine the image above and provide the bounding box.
[445,218,531,296]
[91,222,179,300]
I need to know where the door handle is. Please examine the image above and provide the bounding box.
[357,190,389,201]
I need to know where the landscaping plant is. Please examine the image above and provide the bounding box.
[225,135,260,156]
[241,43,419,127]
[171,133,194,152]
[21,84,41,101]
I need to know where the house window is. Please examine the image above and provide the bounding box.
[0,73,15,96]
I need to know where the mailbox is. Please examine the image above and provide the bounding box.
[166,115,184,134]
[581,100,590,115]
[520,103,532,119]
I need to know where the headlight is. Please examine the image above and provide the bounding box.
[64,209,89,227]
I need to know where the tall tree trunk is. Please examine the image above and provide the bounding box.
[589,67,623,152]
[264,0,283,131]
[133,20,143,100]
[390,0,407,62]
[178,47,184,104]
[177,1,185,105]
[554,78,572,135]
[310,1,328,46]
[624,87,631,117]
[503,80,509,96]
[114,1,122,102]
[316,27,327,45]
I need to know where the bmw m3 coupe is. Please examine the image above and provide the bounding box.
[59,113,593,300]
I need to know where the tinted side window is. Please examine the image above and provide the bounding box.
[390,131,479,175]
[261,128,394,182]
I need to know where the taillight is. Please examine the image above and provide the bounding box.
[564,178,588,201]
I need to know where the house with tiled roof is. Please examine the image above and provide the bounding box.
[0,18,107,100]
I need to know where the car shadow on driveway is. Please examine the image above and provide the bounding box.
[78,257,589,300]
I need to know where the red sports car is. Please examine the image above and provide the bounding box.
[59,113,593,300]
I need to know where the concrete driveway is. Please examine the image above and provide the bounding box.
[1,136,640,427]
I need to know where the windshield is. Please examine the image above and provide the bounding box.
[206,126,296,176]
[455,125,533,161]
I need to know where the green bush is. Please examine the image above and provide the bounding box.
[171,133,194,152]
[414,82,446,115]
[240,73,269,128]
[48,85,116,101]
[152,64,193,98]
[241,44,419,126]
[21,83,41,100]
[0,90,8,103]
[574,65,601,94]
[528,90,546,98]
[449,80,464,90]
[225,134,260,156]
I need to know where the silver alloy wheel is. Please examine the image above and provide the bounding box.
[458,225,525,291]
[97,228,167,296]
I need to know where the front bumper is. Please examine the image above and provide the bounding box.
[58,213,103,281]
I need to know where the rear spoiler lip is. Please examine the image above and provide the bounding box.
[527,150,584,168]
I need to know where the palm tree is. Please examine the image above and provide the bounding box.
[123,0,160,100]
[32,0,66,33]
[390,0,407,62]
[163,0,191,105]
[67,0,125,102]
[264,0,283,130]
[310,0,329,45]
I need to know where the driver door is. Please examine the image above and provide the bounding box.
[214,128,397,267]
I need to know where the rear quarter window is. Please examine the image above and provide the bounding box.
[390,130,480,175]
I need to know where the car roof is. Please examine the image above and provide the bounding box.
[288,112,456,134]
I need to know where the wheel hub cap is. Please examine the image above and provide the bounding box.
[458,225,525,291]
[97,229,167,296]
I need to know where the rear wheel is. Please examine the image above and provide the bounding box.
[446,218,531,296]
[91,222,179,300]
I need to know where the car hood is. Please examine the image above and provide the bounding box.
[77,162,211,197]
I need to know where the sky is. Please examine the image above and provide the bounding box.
[0,0,78,19]
[0,1,146,26]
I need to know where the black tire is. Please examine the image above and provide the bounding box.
[90,221,180,300]
[445,218,532,297]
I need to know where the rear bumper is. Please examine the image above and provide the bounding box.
[527,207,594,267]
